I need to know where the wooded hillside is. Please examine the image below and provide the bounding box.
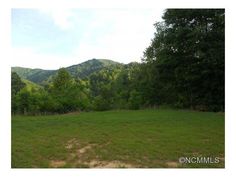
[11,9,225,115]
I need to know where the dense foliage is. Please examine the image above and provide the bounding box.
[142,9,225,111]
[11,9,225,115]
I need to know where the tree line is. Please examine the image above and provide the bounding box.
[11,9,225,115]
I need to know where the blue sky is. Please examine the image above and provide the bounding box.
[12,8,164,69]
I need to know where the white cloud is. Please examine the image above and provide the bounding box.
[12,9,164,69]
[39,9,73,30]
[11,47,81,69]
[73,9,163,63]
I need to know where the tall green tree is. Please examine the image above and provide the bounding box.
[89,68,116,110]
[50,68,89,113]
[11,72,26,96]
[143,9,225,111]
[15,88,31,115]
[11,72,26,114]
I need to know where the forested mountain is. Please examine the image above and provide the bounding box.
[11,9,225,115]
[12,67,56,84]
[12,59,122,84]
[66,59,122,79]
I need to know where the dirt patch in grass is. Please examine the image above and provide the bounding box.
[49,160,66,167]
[85,160,135,168]
[65,144,73,149]
[65,138,80,149]
[77,144,96,154]
[166,161,179,168]
[64,138,135,168]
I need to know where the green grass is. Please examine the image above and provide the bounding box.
[12,109,224,168]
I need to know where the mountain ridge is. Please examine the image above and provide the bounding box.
[12,58,124,84]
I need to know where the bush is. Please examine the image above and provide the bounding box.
[128,90,142,110]
[93,96,110,111]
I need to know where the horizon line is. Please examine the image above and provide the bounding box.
[11,58,141,70]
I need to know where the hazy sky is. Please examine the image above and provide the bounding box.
[12,8,164,69]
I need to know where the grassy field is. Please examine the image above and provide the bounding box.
[12,109,225,168]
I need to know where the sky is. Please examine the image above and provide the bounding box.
[11,8,164,69]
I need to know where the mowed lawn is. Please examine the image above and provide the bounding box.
[12,109,225,168]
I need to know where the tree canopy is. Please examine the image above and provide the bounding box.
[143,9,225,111]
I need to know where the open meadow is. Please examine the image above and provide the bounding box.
[12,109,224,168]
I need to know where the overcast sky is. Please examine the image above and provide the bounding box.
[11,8,164,69]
